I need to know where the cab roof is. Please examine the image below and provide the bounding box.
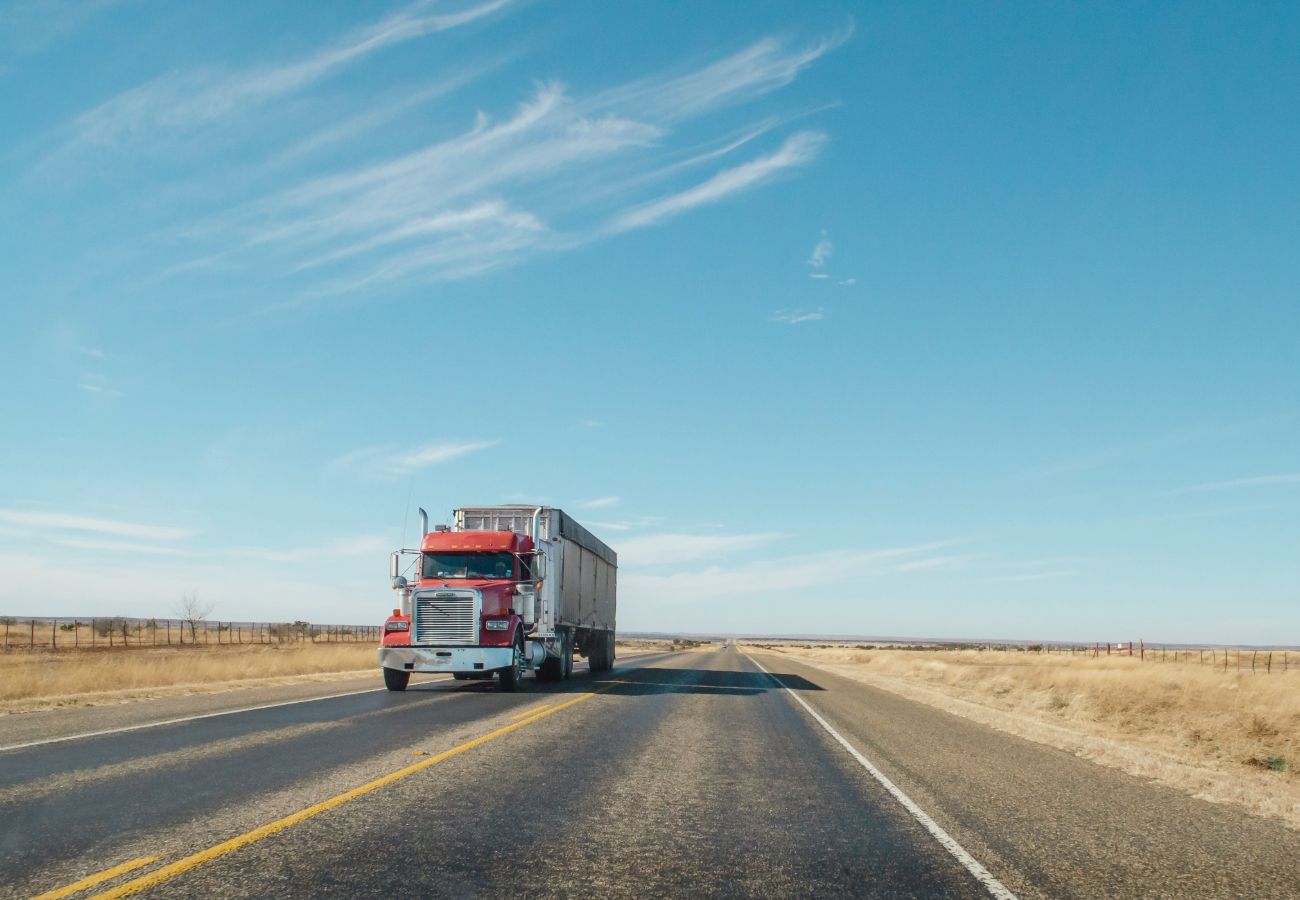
[419,530,532,553]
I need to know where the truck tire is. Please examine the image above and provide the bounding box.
[499,634,524,692]
[590,631,614,673]
[383,668,410,691]
[560,630,573,680]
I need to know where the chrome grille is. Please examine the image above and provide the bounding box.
[413,592,477,645]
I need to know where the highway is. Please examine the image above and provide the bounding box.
[2,645,1298,899]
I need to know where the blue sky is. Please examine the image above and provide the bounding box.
[1,1,1297,643]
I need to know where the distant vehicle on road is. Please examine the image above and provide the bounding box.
[379,506,617,692]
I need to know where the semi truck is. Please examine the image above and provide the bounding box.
[379,505,617,692]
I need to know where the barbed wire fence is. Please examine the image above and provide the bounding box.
[0,617,380,650]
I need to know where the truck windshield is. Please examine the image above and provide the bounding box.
[421,552,514,580]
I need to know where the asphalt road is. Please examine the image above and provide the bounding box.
[2,645,1297,899]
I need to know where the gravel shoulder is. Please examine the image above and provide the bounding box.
[748,649,1300,899]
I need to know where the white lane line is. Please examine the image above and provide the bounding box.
[0,680,453,753]
[0,649,677,754]
[744,652,1019,900]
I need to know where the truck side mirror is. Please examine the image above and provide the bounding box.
[391,575,408,590]
[532,553,547,580]
[389,553,400,579]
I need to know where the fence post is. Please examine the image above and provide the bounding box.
[1267,652,1272,674]
[1252,650,1257,673]
[30,619,35,648]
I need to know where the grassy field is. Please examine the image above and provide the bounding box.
[0,638,702,714]
[752,644,1300,829]
[0,644,378,713]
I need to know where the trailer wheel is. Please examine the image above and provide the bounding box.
[499,634,524,692]
[560,630,573,680]
[590,631,614,673]
[383,668,410,692]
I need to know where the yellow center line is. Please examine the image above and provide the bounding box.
[510,703,556,720]
[32,856,158,900]
[87,683,625,899]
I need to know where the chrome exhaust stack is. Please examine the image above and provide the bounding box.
[419,507,429,537]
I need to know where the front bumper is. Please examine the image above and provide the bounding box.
[378,646,513,674]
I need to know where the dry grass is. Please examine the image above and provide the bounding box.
[617,638,712,652]
[754,645,1300,829]
[0,645,377,713]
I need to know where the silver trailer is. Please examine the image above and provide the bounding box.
[454,506,617,672]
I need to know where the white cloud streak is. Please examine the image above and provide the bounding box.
[329,439,498,478]
[591,26,852,123]
[0,508,193,541]
[52,23,847,298]
[52,538,185,555]
[580,496,620,509]
[76,374,123,398]
[1166,474,1300,495]
[808,231,832,268]
[770,308,824,324]
[620,539,963,604]
[68,0,512,147]
[609,131,826,232]
[897,554,979,572]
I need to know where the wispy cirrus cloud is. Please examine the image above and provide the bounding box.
[580,496,620,509]
[63,0,512,150]
[620,538,965,604]
[76,373,123,398]
[1020,417,1291,480]
[1165,474,1300,495]
[897,553,981,572]
[591,25,852,123]
[770,307,824,324]
[609,130,825,232]
[52,537,185,555]
[329,439,498,478]
[808,231,832,268]
[118,25,850,300]
[0,507,193,541]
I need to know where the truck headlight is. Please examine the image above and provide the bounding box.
[484,619,510,631]
[385,620,409,632]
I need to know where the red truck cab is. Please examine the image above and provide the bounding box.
[379,529,535,690]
